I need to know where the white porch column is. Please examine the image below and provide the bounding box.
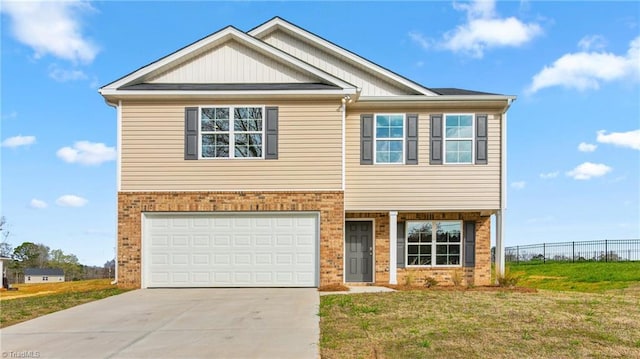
[495,210,506,279]
[389,211,398,284]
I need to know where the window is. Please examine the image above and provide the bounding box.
[200,106,263,158]
[444,114,473,164]
[375,114,404,164]
[43,276,49,281]
[407,221,462,266]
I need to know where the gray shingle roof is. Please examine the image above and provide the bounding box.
[24,268,64,276]
[429,88,501,96]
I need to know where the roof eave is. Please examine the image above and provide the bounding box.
[100,88,358,100]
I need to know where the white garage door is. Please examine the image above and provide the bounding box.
[142,212,319,288]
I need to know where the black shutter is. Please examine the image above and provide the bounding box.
[360,114,374,165]
[464,221,476,267]
[397,221,405,268]
[476,114,488,165]
[430,114,443,165]
[265,107,278,159]
[184,107,198,160]
[406,114,418,165]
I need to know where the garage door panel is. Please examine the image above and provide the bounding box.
[144,212,318,287]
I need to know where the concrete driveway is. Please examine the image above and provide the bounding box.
[1,288,319,359]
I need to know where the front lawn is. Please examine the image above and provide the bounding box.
[0,279,129,327]
[320,288,640,358]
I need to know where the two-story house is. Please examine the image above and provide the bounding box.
[99,17,514,289]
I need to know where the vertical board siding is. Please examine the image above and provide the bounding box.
[261,31,415,96]
[345,110,503,211]
[149,40,316,84]
[121,100,342,191]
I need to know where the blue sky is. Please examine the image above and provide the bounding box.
[1,1,638,266]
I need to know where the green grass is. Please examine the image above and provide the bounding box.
[507,261,640,292]
[1,286,129,327]
[320,289,640,358]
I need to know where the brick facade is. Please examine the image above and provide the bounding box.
[118,191,344,288]
[346,212,492,287]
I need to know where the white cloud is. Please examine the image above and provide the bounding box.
[56,195,88,207]
[29,199,48,209]
[578,35,607,51]
[539,171,559,179]
[566,162,612,180]
[1,1,98,64]
[2,135,36,148]
[57,141,116,165]
[410,0,542,58]
[578,142,597,152]
[1,111,18,121]
[596,129,640,150]
[511,181,526,189]
[48,64,88,82]
[408,31,432,50]
[527,36,640,93]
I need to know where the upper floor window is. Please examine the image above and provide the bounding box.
[200,106,263,159]
[444,114,474,164]
[375,114,405,164]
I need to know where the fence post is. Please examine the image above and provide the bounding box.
[572,241,575,263]
[543,243,546,264]
[605,240,608,262]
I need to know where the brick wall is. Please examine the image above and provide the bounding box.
[346,212,492,287]
[118,191,344,288]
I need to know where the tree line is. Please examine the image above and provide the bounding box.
[1,216,114,283]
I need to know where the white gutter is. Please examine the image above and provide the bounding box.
[104,99,120,285]
[98,89,357,97]
[358,95,517,102]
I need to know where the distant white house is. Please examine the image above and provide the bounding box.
[24,268,65,283]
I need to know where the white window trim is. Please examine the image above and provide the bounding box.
[373,113,406,165]
[443,113,475,165]
[405,220,463,268]
[198,105,266,160]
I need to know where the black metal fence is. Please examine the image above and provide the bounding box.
[505,239,640,263]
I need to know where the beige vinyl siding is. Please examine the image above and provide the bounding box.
[149,40,317,84]
[121,100,342,191]
[261,30,415,96]
[345,110,502,211]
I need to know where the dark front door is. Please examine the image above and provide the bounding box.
[345,221,373,282]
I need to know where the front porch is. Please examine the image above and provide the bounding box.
[344,211,497,287]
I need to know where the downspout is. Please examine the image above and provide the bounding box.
[340,96,349,283]
[341,96,349,191]
[496,98,513,279]
[104,99,121,285]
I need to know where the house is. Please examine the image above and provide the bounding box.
[24,268,65,283]
[99,17,514,289]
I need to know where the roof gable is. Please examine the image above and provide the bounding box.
[100,26,356,96]
[248,17,438,97]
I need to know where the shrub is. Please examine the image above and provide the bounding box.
[424,276,438,288]
[497,270,520,287]
[451,270,463,287]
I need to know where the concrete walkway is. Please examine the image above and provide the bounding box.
[1,288,319,359]
[319,286,396,296]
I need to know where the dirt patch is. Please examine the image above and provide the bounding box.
[319,283,350,292]
[382,284,537,293]
[0,291,55,301]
